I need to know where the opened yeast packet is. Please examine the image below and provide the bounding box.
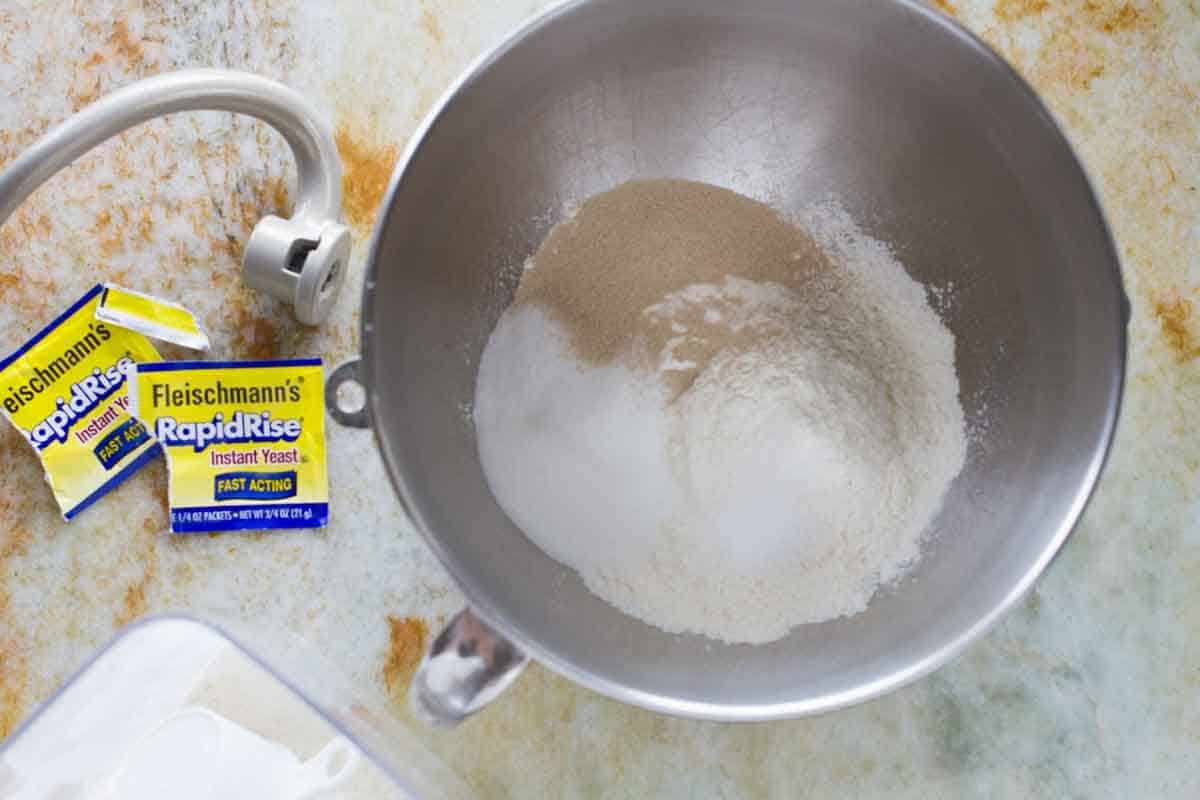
[129,359,329,533]
[95,284,210,350]
[0,284,162,519]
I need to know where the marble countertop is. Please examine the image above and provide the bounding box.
[0,0,1196,796]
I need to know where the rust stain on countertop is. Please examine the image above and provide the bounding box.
[226,300,284,361]
[1153,294,1200,363]
[1088,0,1147,33]
[113,511,165,629]
[980,1,1164,96]
[335,126,400,233]
[0,646,26,739]
[993,0,1048,22]
[382,615,429,694]
[0,525,32,739]
[419,0,446,45]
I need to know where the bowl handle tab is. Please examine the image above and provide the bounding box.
[410,608,529,727]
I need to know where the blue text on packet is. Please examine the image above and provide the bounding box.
[171,502,326,533]
[214,470,298,501]
[93,418,151,470]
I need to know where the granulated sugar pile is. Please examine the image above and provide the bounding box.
[474,179,966,644]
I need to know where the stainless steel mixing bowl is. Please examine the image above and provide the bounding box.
[343,0,1127,721]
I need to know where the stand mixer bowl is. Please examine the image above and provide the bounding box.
[349,0,1126,721]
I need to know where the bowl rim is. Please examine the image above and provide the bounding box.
[358,0,1129,721]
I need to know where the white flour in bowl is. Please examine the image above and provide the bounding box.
[473,180,966,644]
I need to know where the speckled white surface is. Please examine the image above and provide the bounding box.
[0,0,1198,797]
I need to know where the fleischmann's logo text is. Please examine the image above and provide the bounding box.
[149,379,301,408]
[3,322,113,414]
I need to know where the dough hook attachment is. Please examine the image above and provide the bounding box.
[0,69,350,325]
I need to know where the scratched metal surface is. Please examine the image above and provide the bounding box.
[0,0,1197,796]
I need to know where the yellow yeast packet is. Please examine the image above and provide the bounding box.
[95,284,210,350]
[0,284,162,519]
[129,359,328,533]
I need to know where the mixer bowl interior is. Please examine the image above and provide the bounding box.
[362,0,1125,718]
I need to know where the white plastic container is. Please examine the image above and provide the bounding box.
[0,615,473,799]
